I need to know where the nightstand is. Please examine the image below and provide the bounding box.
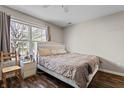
[20,60,37,79]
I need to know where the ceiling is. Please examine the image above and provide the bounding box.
[7,5,124,27]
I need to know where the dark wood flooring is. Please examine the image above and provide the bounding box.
[89,71,124,88]
[0,70,124,88]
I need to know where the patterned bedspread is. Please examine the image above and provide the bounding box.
[38,53,99,87]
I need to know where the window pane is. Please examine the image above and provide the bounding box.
[10,19,48,58]
[10,21,29,41]
[10,20,29,53]
[18,41,29,56]
[32,42,37,60]
[32,27,47,42]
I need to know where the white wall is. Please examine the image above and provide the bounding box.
[64,11,124,74]
[0,6,64,43]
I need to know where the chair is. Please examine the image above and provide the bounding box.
[0,51,23,88]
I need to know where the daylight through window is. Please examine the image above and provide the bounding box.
[10,19,48,57]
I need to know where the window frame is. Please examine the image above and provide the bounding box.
[10,18,48,56]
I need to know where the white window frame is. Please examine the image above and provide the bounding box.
[10,19,48,56]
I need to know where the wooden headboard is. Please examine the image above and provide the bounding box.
[37,42,65,50]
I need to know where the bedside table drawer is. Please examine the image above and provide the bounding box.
[23,68,36,78]
[24,62,36,70]
[20,60,37,78]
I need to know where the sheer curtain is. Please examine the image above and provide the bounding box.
[0,11,11,52]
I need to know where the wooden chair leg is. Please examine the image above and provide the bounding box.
[2,73,7,88]
[17,69,23,82]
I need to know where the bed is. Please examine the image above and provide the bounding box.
[37,42,100,88]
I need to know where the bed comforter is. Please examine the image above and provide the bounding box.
[38,53,99,87]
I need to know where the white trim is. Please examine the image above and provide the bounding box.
[11,18,48,29]
[99,68,124,77]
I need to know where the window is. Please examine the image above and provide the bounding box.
[10,21,30,56]
[32,26,47,42]
[10,19,48,57]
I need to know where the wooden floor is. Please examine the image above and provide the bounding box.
[0,70,124,88]
[89,71,124,88]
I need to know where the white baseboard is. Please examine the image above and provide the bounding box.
[99,69,124,77]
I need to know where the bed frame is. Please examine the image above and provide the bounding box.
[37,42,99,88]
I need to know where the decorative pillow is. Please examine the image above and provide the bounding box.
[38,48,52,56]
[51,49,67,55]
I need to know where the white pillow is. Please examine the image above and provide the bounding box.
[51,49,67,55]
[38,48,52,56]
